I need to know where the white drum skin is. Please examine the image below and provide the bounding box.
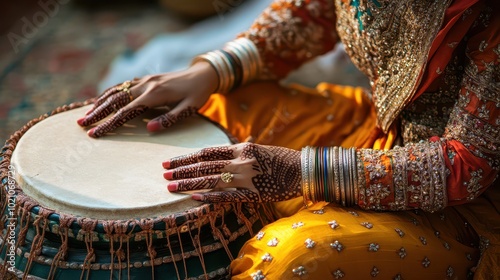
[11,106,232,220]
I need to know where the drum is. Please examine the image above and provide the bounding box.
[0,101,268,280]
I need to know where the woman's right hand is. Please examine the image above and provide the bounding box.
[77,61,218,138]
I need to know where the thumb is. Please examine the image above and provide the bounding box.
[147,102,198,132]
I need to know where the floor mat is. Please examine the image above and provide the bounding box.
[0,1,187,140]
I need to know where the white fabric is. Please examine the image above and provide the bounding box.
[99,0,369,92]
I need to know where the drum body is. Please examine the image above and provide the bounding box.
[0,102,267,280]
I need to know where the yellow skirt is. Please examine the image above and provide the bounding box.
[200,82,498,280]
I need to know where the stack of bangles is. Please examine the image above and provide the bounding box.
[301,146,359,207]
[191,37,262,94]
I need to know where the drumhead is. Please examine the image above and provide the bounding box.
[11,106,232,220]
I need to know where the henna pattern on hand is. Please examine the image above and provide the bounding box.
[175,175,220,192]
[169,146,234,169]
[94,85,121,107]
[82,92,132,126]
[84,86,119,116]
[90,105,148,138]
[197,189,261,203]
[167,143,301,203]
[171,161,231,179]
[158,106,198,129]
[239,143,302,202]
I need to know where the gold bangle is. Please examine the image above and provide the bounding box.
[301,147,309,205]
[309,147,316,203]
[237,38,261,78]
[192,51,235,94]
[212,50,235,93]
[339,147,346,207]
[347,148,354,206]
[215,49,237,90]
[206,52,231,93]
[225,41,252,85]
[354,150,360,205]
[226,38,261,84]
[344,148,352,207]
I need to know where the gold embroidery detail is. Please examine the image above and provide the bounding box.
[444,60,500,165]
[242,0,336,80]
[335,0,451,132]
[358,141,448,211]
[464,169,484,200]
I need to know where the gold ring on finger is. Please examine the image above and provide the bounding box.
[117,80,133,102]
[117,80,131,91]
[220,172,233,184]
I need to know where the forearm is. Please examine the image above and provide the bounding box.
[301,138,498,212]
[193,0,339,94]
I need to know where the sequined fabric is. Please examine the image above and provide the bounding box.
[198,0,500,278]
[231,205,481,279]
[240,0,338,80]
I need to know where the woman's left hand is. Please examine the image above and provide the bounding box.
[163,143,302,203]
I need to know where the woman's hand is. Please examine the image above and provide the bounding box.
[163,143,302,203]
[77,62,218,137]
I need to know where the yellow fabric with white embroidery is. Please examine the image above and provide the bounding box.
[199,82,491,279]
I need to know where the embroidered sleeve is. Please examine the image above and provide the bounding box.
[355,9,499,212]
[441,15,500,206]
[239,0,338,80]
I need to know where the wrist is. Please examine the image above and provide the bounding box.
[188,61,219,93]
[190,38,262,94]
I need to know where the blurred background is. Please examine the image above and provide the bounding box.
[0,0,367,142]
[0,0,200,140]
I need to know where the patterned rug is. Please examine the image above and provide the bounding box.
[0,1,188,141]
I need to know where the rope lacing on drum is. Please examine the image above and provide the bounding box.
[208,205,234,262]
[77,217,98,280]
[16,194,38,246]
[114,220,132,280]
[48,213,76,280]
[139,218,156,280]
[103,220,135,280]
[24,207,54,280]
[162,215,182,280]
[235,203,254,237]
[103,220,117,280]
[192,206,209,280]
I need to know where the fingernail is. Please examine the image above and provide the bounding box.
[87,128,96,138]
[147,121,161,132]
[163,170,173,180]
[162,161,171,169]
[77,117,86,126]
[192,194,204,201]
[167,182,178,192]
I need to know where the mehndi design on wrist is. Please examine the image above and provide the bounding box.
[241,144,301,202]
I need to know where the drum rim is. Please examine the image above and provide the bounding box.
[1,99,241,235]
